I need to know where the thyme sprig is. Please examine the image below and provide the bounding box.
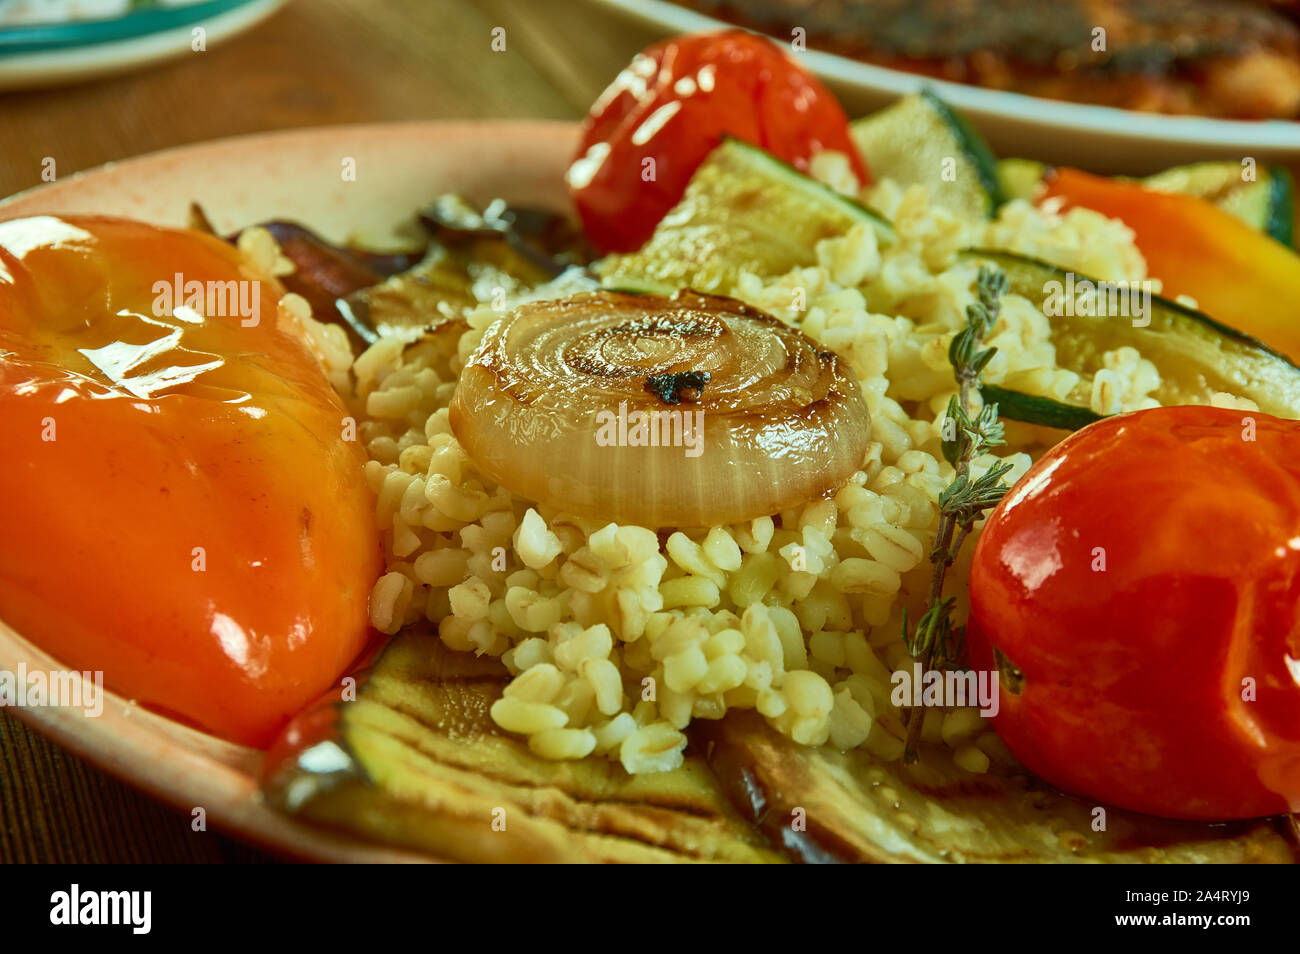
[900,266,1013,762]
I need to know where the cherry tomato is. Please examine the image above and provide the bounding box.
[567,30,869,253]
[967,405,1300,820]
[0,215,381,748]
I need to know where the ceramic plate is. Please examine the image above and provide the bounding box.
[1,116,1290,864]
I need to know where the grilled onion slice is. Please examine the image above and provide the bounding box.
[450,290,871,528]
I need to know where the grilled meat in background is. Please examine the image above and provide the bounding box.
[674,0,1300,119]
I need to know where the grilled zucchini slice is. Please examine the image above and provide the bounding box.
[598,138,894,295]
[964,249,1300,425]
[850,89,1003,221]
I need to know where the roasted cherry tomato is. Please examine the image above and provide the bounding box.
[567,30,869,253]
[967,405,1300,820]
[0,215,381,747]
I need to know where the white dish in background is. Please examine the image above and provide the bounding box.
[0,0,287,91]
[594,0,1300,172]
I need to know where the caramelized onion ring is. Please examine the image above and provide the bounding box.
[450,290,871,528]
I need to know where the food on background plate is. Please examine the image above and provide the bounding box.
[4,28,1300,862]
[670,0,1300,119]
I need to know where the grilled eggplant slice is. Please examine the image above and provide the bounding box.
[341,242,545,342]
[696,711,1300,864]
[264,628,1296,863]
[419,194,593,274]
[344,203,582,343]
[264,629,781,863]
[229,201,588,350]
[228,221,401,350]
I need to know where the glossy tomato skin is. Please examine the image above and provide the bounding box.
[967,405,1300,820]
[0,216,381,748]
[567,30,868,253]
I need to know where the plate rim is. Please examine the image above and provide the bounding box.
[0,117,581,219]
[0,617,440,863]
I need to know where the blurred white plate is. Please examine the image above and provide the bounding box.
[0,0,287,90]
[594,0,1300,173]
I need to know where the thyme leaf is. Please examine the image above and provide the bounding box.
[900,265,1013,763]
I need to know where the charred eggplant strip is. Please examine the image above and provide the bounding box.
[419,194,593,276]
[693,711,1300,864]
[263,629,782,863]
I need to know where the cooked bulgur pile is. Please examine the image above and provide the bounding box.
[310,173,1256,776]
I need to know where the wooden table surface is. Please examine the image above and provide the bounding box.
[0,0,661,864]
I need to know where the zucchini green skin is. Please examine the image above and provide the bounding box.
[1265,167,1295,249]
[920,89,1004,213]
[995,158,1045,204]
[962,248,1300,424]
[981,384,1106,431]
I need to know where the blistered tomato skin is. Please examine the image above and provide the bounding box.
[567,29,869,253]
[967,405,1300,820]
[0,215,381,748]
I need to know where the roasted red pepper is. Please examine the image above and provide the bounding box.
[1042,167,1300,363]
[0,216,381,747]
